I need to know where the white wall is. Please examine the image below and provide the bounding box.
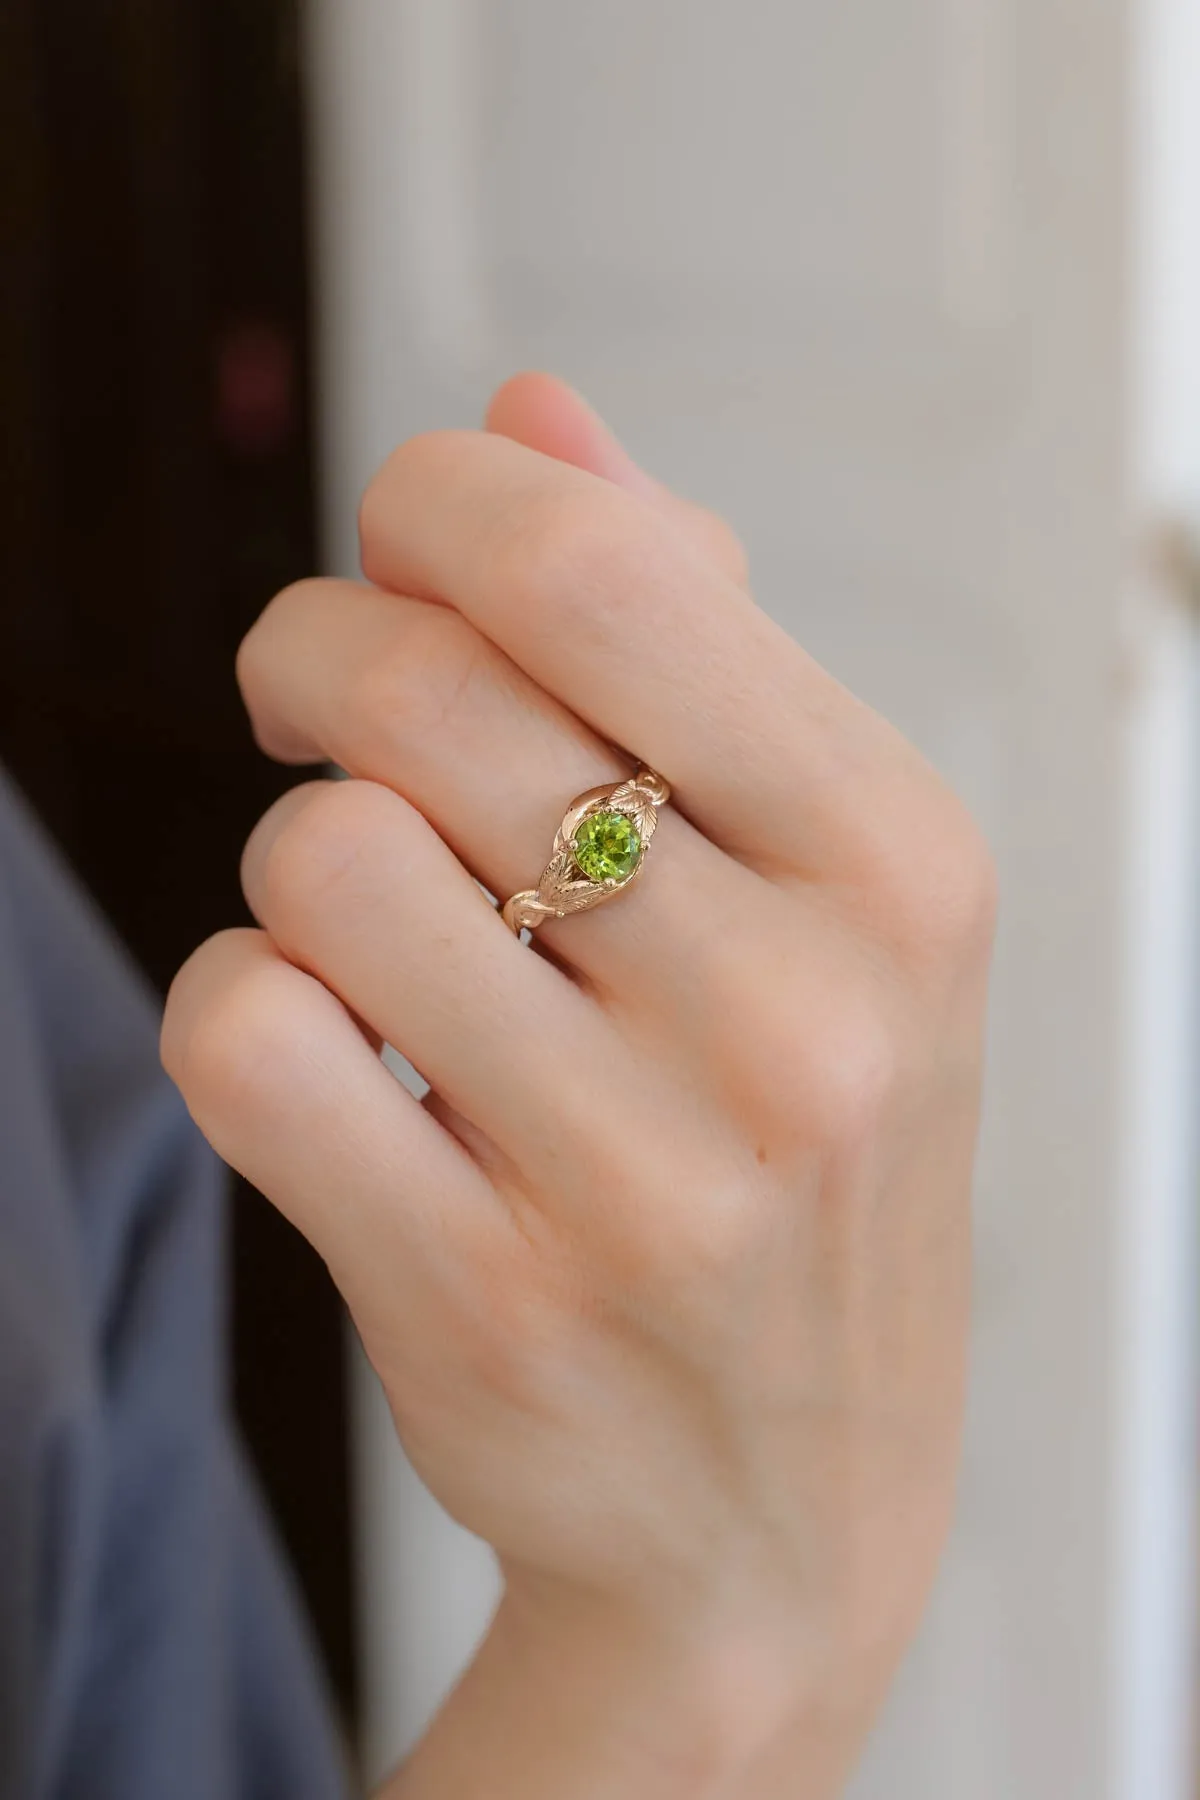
[303,4,1200,1792]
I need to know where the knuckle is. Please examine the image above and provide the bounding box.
[936,815,999,953]
[236,579,309,700]
[608,1161,776,1295]
[255,778,389,924]
[357,476,390,586]
[730,956,901,1157]
[349,606,489,758]
[457,1282,566,1412]
[358,430,472,579]
[233,612,270,709]
[235,580,329,757]
[890,799,998,967]
[163,936,295,1143]
[493,484,650,635]
[792,991,900,1151]
[671,1180,776,1282]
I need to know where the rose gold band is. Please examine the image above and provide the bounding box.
[500,766,670,937]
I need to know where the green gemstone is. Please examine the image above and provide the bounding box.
[573,810,642,884]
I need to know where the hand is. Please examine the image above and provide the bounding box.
[162,374,995,1797]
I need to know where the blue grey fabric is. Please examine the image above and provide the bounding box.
[0,770,348,1800]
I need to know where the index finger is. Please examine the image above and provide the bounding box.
[358,429,930,877]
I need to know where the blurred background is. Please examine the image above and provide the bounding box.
[3,3,1199,1797]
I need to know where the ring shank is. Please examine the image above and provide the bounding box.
[502,890,556,934]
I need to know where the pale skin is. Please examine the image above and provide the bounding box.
[161,372,996,1798]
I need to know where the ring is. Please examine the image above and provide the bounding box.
[501,766,671,936]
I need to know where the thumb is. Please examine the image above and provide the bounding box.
[484,371,748,587]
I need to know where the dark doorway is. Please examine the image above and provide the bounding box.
[1,0,357,1729]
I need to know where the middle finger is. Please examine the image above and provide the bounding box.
[237,575,772,1013]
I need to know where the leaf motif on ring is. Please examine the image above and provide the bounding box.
[604,782,660,848]
[536,849,612,918]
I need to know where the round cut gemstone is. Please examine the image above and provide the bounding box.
[573,810,642,883]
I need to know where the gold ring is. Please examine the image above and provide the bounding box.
[501,766,671,936]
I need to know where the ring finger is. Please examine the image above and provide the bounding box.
[236,576,777,1016]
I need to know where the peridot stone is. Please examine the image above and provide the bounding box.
[573,810,642,883]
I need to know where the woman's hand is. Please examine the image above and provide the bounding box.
[162,374,995,1798]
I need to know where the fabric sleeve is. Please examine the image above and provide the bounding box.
[0,769,349,1800]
